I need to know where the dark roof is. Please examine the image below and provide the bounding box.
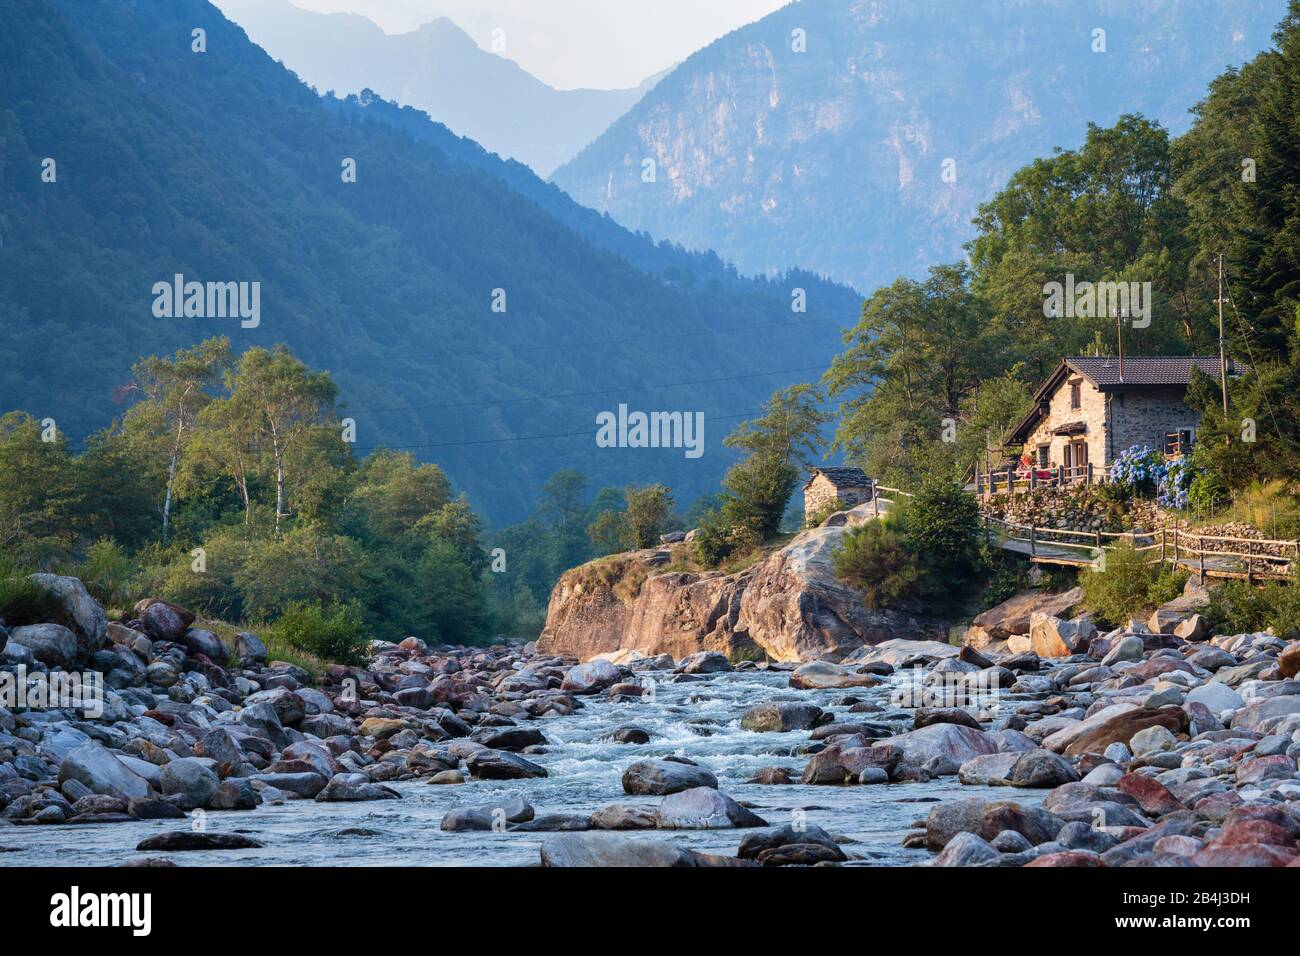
[1004,355,1252,446]
[804,466,871,490]
[1064,355,1250,388]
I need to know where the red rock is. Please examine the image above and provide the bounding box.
[1116,772,1183,816]
[1217,818,1297,848]
[1026,851,1107,867]
[1193,791,1242,822]
[1062,706,1189,758]
[1192,843,1297,867]
[1278,642,1300,679]
[1221,804,1300,840]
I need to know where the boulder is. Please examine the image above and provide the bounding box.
[464,750,548,780]
[1049,705,1188,758]
[159,758,220,806]
[932,831,1000,866]
[180,628,227,663]
[58,742,151,800]
[8,623,78,667]
[539,833,701,867]
[139,601,188,642]
[1009,749,1079,788]
[234,631,268,665]
[1029,612,1095,658]
[560,660,623,694]
[315,772,401,801]
[1278,642,1300,679]
[28,574,107,657]
[678,651,733,674]
[883,722,998,777]
[789,660,880,690]
[622,758,717,795]
[1184,682,1243,713]
[655,787,767,828]
[740,702,824,732]
[972,587,1084,640]
[135,832,263,852]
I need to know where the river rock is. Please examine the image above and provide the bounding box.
[58,742,151,800]
[465,749,548,780]
[972,587,1084,640]
[560,660,623,694]
[958,752,1021,785]
[1185,682,1243,714]
[1029,612,1095,658]
[539,833,701,867]
[136,831,264,852]
[234,631,268,664]
[160,757,219,806]
[8,623,78,668]
[741,702,824,732]
[1009,749,1079,788]
[588,803,659,830]
[655,787,767,828]
[316,772,401,801]
[622,758,717,795]
[180,628,228,663]
[28,574,107,657]
[737,823,846,861]
[932,830,1000,866]
[789,661,880,690]
[883,722,998,777]
[678,651,732,673]
[1059,706,1188,758]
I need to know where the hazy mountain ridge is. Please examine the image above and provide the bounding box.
[552,0,1285,292]
[213,0,659,176]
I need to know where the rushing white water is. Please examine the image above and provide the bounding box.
[2,668,1035,866]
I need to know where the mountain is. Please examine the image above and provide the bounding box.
[212,0,660,176]
[0,0,859,524]
[552,0,1285,293]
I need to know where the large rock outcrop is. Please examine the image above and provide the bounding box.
[538,508,949,663]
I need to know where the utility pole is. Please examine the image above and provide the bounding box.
[1115,308,1125,382]
[1217,251,1230,422]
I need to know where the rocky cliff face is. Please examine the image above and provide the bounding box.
[538,507,949,663]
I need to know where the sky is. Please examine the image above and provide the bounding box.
[289,0,792,90]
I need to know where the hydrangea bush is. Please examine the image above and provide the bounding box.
[1108,444,1202,511]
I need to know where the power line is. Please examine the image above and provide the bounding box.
[40,362,832,431]
[348,409,763,453]
[4,315,848,377]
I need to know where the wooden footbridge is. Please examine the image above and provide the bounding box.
[868,484,1297,583]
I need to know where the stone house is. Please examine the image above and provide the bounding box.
[1004,356,1249,477]
[803,467,874,516]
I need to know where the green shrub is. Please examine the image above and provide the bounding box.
[70,538,137,611]
[1203,574,1300,638]
[890,478,983,607]
[1081,541,1189,627]
[264,601,369,666]
[0,552,61,626]
[832,521,921,609]
[692,510,760,569]
[1223,480,1300,538]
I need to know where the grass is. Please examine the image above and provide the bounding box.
[203,618,327,683]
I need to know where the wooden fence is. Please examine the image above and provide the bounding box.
[867,484,1297,583]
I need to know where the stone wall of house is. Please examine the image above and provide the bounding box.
[1107,389,1201,456]
[803,474,871,516]
[1022,374,1107,471]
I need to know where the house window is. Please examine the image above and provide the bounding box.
[1069,381,1081,410]
[1036,445,1050,468]
[1163,429,1195,456]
